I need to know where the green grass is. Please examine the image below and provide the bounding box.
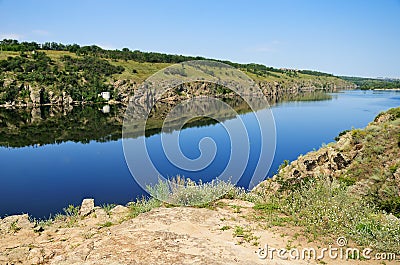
[62,204,80,227]
[101,203,116,216]
[63,204,79,217]
[254,177,400,254]
[99,221,113,228]
[109,59,171,82]
[128,197,162,218]
[220,225,231,231]
[232,225,260,246]
[9,220,21,233]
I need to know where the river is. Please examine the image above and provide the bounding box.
[0,89,399,218]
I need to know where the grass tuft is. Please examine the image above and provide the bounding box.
[146,176,240,206]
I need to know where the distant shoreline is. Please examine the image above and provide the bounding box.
[372,88,400,91]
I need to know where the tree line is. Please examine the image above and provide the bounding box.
[0,39,205,64]
[340,76,400,90]
[0,39,338,78]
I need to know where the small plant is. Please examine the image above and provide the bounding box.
[63,204,80,227]
[372,145,385,155]
[101,203,116,216]
[389,163,398,174]
[286,239,294,250]
[34,217,53,228]
[351,129,367,144]
[231,205,241,213]
[278,160,290,171]
[233,225,245,237]
[54,213,66,222]
[220,225,231,231]
[253,202,280,213]
[233,226,260,245]
[99,221,113,228]
[9,220,21,233]
[128,197,161,218]
[63,204,79,217]
[335,129,350,141]
[82,232,95,239]
[337,174,357,186]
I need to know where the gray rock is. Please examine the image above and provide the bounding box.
[33,225,44,233]
[79,199,95,217]
[0,214,34,233]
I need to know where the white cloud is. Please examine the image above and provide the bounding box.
[246,40,282,53]
[0,33,23,40]
[32,29,49,36]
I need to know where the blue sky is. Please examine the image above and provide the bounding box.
[1,0,399,78]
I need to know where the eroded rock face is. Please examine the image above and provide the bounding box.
[253,131,360,196]
[254,108,400,208]
[0,214,33,234]
[286,146,352,179]
[333,153,348,170]
[304,160,317,171]
[317,152,329,165]
[29,85,42,105]
[113,79,136,103]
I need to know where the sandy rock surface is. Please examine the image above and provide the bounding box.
[0,200,397,265]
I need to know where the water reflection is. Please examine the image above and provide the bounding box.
[0,90,332,148]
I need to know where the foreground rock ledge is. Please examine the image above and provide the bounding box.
[0,199,393,265]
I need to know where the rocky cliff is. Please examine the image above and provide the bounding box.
[254,107,400,215]
[0,77,355,108]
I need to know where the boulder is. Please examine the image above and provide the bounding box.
[79,199,95,217]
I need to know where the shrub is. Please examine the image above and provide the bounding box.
[128,197,161,218]
[335,129,350,141]
[147,176,238,206]
[63,204,79,217]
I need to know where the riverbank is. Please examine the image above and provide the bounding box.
[0,48,355,108]
[1,107,399,264]
[373,88,400,91]
[3,198,397,265]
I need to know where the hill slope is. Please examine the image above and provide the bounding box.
[0,40,355,106]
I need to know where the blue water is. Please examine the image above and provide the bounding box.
[0,90,399,218]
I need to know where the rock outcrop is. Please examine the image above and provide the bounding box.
[0,198,377,265]
[254,108,400,204]
[79,198,95,217]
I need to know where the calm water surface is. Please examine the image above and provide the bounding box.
[0,90,399,218]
